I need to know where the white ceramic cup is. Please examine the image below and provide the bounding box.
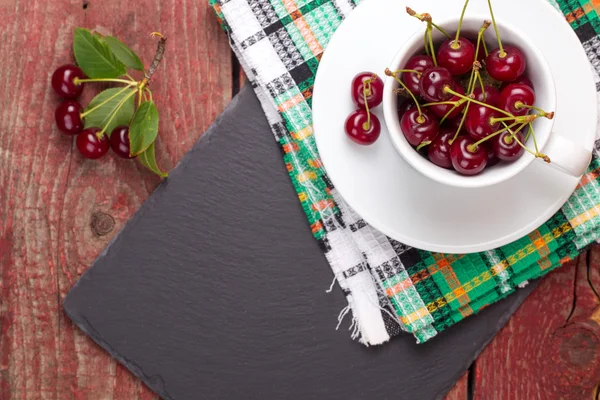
[383,15,592,188]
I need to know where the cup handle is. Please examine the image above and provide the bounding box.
[542,133,592,177]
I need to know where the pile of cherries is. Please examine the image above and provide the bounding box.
[344,0,554,176]
[52,64,133,160]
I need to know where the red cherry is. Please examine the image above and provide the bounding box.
[400,108,440,146]
[492,130,525,162]
[345,110,381,145]
[498,84,535,116]
[486,45,527,82]
[51,64,86,99]
[501,76,534,91]
[419,67,455,102]
[450,136,488,175]
[472,86,500,107]
[402,55,435,94]
[465,105,501,141]
[76,128,110,159]
[55,101,84,135]
[430,83,465,119]
[487,149,500,167]
[351,72,384,108]
[110,126,134,158]
[437,37,476,75]
[428,127,455,169]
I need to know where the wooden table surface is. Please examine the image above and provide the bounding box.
[0,1,599,399]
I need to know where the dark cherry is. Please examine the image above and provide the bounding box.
[465,105,501,141]
[450,136,488,176]
[76,128,110,159]
[345,110,381,145]
[437,37,476,76]
[486,45,527,82]
[472,86,500,107]
[498,83,535,117]
[397,100,416,120]
[51,64,86,99]
[400,108,440,146]
[55,100,84,135]
[428,127,455,169]
[430,82,465,119]
[487,151,500,167]
[492,130,525,162]
[444,116,465,132]
[110,126,134,158]
[402,55,435,94]
[501,76,534,91]
[351,72,384,108]
[419,67,455,102]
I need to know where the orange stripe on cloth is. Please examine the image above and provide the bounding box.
[576,166,600,189]
[281,0,323,56]
[385,277,415,297]
[278,92,305,112]
[570,204,600,228]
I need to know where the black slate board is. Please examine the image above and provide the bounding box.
[64,85,537,400]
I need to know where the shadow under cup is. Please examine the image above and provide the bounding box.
[383,16,556,188]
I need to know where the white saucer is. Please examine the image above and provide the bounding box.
[312,0,597,253]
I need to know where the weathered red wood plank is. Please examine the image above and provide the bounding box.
[0,0,232,399]
[445,372,469,400]
[474,246,600,399]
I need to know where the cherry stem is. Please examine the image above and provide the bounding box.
[424,31,431,56]
[451,101,470,143]
[468,122,519,151]
[422,101,457,107]
[390,69,422,75]
[482,38,489,57]
[145,88,154,102]
[454,0,470,47]
[97,88,138,139]
[362,81,372,130]
[405,7,451,38]
[80,84,137,118]
[524,123,532,141]
[74,78,135,85]
[386,68,423,117]
[529,122,539,153]
[416,141,432,151]
[441,98,469,124]
[444,87,513,117]
[515,102,555,119]
[145,32,167,81]
[432,23,451,38]
[487,0,505,57]
[477,71,486,93]
[427,22,437,66]
[490,115,536,125]
[501,122,549,161]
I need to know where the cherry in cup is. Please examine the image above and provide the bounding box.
[498,83,535,116]
[402,55,434,94]
[400,108,439,147]
[450,136,488,175]
[419,67,455,102]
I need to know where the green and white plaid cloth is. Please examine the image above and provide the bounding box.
[211,0,600,345]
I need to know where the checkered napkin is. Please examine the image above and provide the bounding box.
[211,0,600,345]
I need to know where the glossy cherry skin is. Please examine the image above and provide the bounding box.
[472,86,500,107]
[492,130,525,161]
[55,101,84,135]
[351,72,384,108]
[76,128,110,159]
[487,149,500,167]
[486,45,527,82]
[437,38,476,76]
[428,127,455,169]
[498,83,535,116]
[430,83,465,119]
[465,105,501,141]
[450,136,488,175]
[402,55,435,94]
[345,110,381,145]
[51,64,86,99]
[419,67,455,102]
[400,108,440,146]
[110,126,134,158]
[501,76,533,91]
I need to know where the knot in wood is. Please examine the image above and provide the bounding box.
[91,212,115,236]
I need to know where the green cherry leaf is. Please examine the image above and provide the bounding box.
[138,142,168,178]
[83,87,136,136]
[104,36,145,71]
[73,28,127,78]
[129,101,159,156]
